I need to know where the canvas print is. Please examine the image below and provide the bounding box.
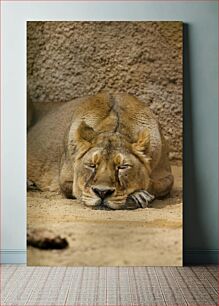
[27,21,183,266]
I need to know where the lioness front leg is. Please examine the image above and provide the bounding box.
[152,173,174,198]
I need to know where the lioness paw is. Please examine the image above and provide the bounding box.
[126,190,154,209]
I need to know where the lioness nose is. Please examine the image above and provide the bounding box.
[92,187,115,199]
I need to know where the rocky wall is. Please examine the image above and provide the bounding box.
[27,21,183,159]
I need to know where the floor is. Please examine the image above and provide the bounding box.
[2,265,218,305]
[28,164,182,266]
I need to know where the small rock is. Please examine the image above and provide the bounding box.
[27,228,68,250]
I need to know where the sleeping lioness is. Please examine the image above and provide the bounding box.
[28,92,173,210]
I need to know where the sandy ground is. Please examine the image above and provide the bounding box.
[27,164,182,266]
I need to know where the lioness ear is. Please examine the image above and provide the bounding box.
[76,121,97,144]
[132,128,150,155]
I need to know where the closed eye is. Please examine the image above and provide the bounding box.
[117,164,132,170]
[85,163,96,169]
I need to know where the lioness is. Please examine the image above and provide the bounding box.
[28,93,173,210]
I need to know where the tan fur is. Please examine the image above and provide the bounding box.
[28,93,173,209]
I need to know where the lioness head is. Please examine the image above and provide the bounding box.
[72,122,154,210]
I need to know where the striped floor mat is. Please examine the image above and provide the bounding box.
[1,265,218,305]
